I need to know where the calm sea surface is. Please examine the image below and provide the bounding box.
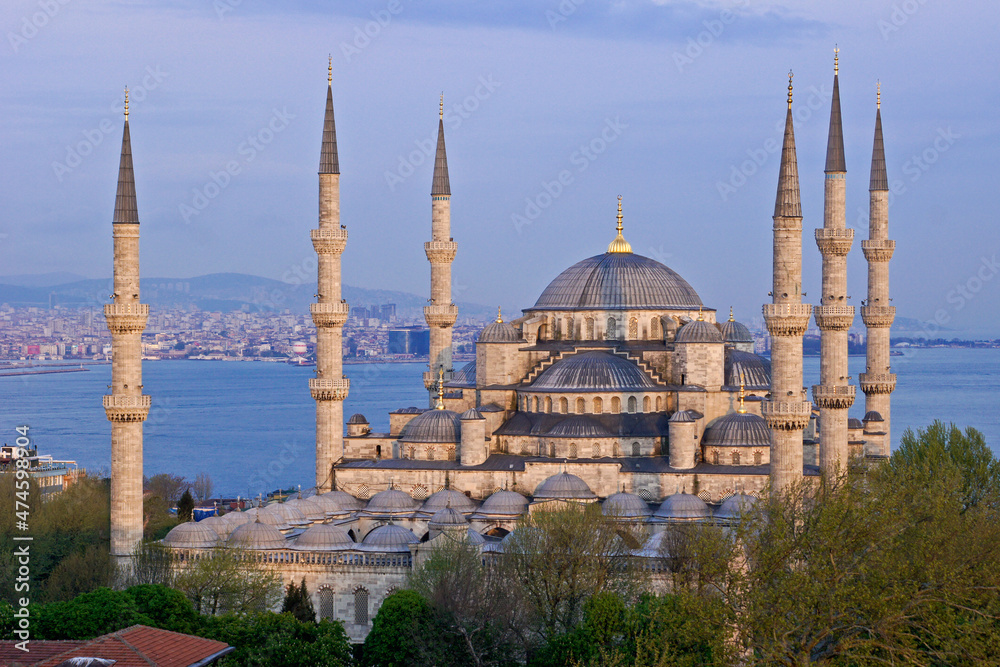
[1,349,997,497]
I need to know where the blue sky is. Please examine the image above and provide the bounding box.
[1,0,997,335]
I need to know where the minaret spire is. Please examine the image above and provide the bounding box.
[431,95,451,196]
[114,87,139,225]
[319,56,340,175]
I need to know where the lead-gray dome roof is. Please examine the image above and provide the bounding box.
[475,490,529,516]
[479,319,522,343]
[227,520,289,550]
[284,497,326,522]
[654,493,712,521]
[163,521,221,548]
[702,412,770,448]
[719,318,753,344]
[362,524,419,551]
[348,414,369,424]
[675,319,724,343]
[243,507,292,531]
[313,490,366,515]
[602,491,653,518]
[532,252,703,311]
[530,351,657,392]
[399,409,462,443]
[715,493,758,523]
[420,488,476,514]
[725,350,771,389]
[533,472,597,500]
[863,411,884,422]
[548,415,613,438]
[292,524,354,551]
[365,488,418,513]
[197,515,233,540]
[429,506,469,527]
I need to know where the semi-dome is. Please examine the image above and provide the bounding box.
[162,521,221,549]
[292,524,354,551]
[725,350,771,388]
[475,490,529,516]
[532,252,703,311]
[449,361,477,388]
[702,412,770,448]
[365,488,418,514]
[602,491,653,518]
[530,351,657,392]
[197,515,233,540]
[362,524,419,551]
[348,414,369,424]
[399,409,462,444]
[547,415,613,438]
[420,488,476,514]
[654,493,712,521]
[227,520,289,550]
[533,472,597,500]
[675,319,724,343]
[719,318,753,344]
[313,490,366,515]
[715,493,758,523]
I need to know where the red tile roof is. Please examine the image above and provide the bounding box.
[0,640,85,666]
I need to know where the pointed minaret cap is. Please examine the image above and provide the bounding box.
[870,82,888,192]
[319,56,340,175]
[431,94,451,196]
[114,87,139,225]
[773,71,802,219]
[825,48,847,173]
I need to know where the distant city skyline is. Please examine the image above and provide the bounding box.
[1,1,997,335]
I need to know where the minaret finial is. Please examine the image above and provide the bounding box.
[123,87,129,120]
[697,306,704,321]
[607,195,632,253]
[787,70,794,109]
[834,45,839,75]
[737,373,747,414]
[729,306,734,322]
[877,80,881,109]
[328,54,332,85]
[616,195,623,233]
[496,306,503,323]
[439,92,444,120]
[435,366,445,409]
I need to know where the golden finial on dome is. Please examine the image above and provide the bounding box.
[328,54,333,85]
[435,366,445,409]
[496,306,503,324]
[834,45,839,75]
[737,373,747,414]
[877,80,881,109]
[697,306,704,322]
[729,306,734,322]
[607,195,633,254]
[787,70,794,109]
[439,92,444,120]
[123,86,129,120]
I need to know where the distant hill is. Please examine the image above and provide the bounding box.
[0,272,494,322]
[0,272,89,287]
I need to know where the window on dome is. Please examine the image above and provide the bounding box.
[569,443,577,459]
[544,397,552,413]
[576,398,585,414]
[651,317,661,339]
[611,397,621,414]
[549,442,556,458]
[631,442,641,457]
[627,396,637,413]
[586,317,595,339]
[592,442,601,458]
[643,396,650,412]
[713,451,720,465]
[629,317,638,340]
[559,397,568,414]
[731,451,740,465]
[754,450,762,465]
[606,317,617,340]
[594,397,603,414]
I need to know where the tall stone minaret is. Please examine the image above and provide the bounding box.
[422,95,458,403]
[860,83,895,456]
[310,59,350,492]
[104,88,150,563]
[813,50,856,476]
[762,73,813,493]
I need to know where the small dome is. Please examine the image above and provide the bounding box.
[641,531,670,555]
[420,488,476,514]
[547,415,613,438]
[725,350,772,388]
[602,491,652,518]
[863,411,884,423]
[365,488,418,514]
[227,520,289,550]
[715,493,758,523]
[292,524,354,551]
[460,408,484,420]
[533,472,597,500]
[702,412,770,448]
[479,319,522,343]
[449,361,477,387]
[668,410,697,423]
[348,414,369,424]
[197,515,233,540]
[314,490,366,515]
[263,502,310,526]
[465,528,486,545]
[476,490,529,516]
[675,319,723,344]
[429,506,468,528]
[719,318,753,344]
[399,409,462,444]
[244,507,292,531]
[163,521,220,549]
[284,497,326,522]
[654,493,712,521]
[362,524,419,551]
[223,510,254,527]
[531,351,656,392]
[848,418,864,429]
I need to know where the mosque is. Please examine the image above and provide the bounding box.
[107,54,896,641]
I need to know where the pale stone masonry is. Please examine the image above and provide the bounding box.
[860,86,896,456]
[813,53,856,476]
[311,62,351,492]
[762,74,813,492]
[423,97,458,403]
[104,91,151,562]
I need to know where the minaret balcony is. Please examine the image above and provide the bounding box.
[859,372,896,395]
[424,241,457,264]
[861,306,895,328]
[310,302,350,328]
[311,228,348,255]
[104,303,149,334]
[761,400,812,431]
[815,228,854,256]
[861,239,895,262]
[762,303,812,337]
[811,384,856,409]
[103,394,151,422]
[424,304,458,327]
[813,305,855,331]
[309,377,350,401]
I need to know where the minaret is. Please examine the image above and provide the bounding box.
[310,58,350,491]
[813,49,856,476]
[104,88,151,563]
[860,82,896,456]
[423,94,458,403]
[762,73,813,492]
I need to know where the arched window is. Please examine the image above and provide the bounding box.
[354,587,369,625]
[754,450,762,465]
[559,397,568,414]
[532,396,539,412]
[428,447,436,461]
[537,324,547,341]
[576,398,585,414]
[375,444,382,459]
[594,397,603,414]
[550,316,558,340]
[642,396,650,412]
[628,317,638,340]
[731,451,741,465]
[712,450,720,465]
[651,317,661,339]
[613,442,621,458]
[586,317,595,339]
[631,442,641,457]
[655,396,662,411]
[606,317,617,340]
[549,442,556,458]
[544,396,552,413]
[566,317,574,339]
[318,588,334,621]
[592,442,601,458]
[569,443,577,459]
[611,397,621,414]
[627,396,637,413]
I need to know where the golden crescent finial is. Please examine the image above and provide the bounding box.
[435,366,445,409]
[496,306,503,324]
[737,372,747,413]
[607,195,632,253]
[877,80,881,109]
[123,86,129,120]
[697,306,704,321]
[834,45,839,75]
[787,70,794,109]
[439,92,444,120]
[616,195,623,233]
[729,306,734,322]
[328,54,332,85]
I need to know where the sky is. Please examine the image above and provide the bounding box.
[1,0,997,336]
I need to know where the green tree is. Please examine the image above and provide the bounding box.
[145,473,187,502]
[41,543,117,603]
[32,587,148,640]
[282,578,316,623]
[126,584,200,635]
[177,487,195,522]
[202,612,352,667]
[173,547,282,615]
[363,589,453,667]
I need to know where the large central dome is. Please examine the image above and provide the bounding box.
[531,252,703,311]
